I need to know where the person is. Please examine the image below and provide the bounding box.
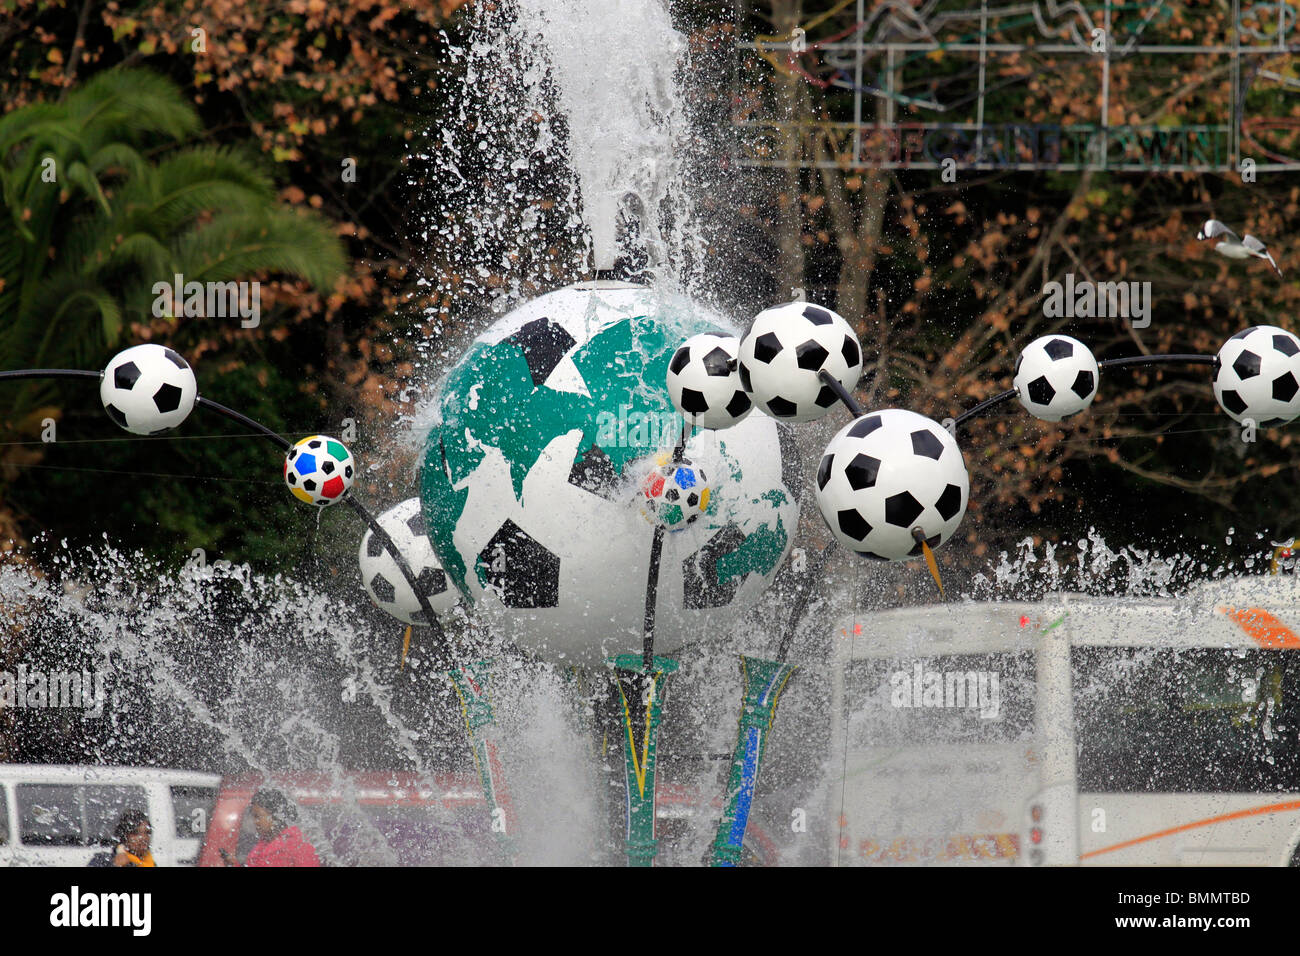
[88,810,155,867]
[223,788,320,867]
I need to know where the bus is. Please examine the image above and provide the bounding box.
[828,575,1300,866]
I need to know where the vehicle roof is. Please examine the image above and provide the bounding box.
[834,576,1300,658]
[215,771,484,807]
[0,765,221,786]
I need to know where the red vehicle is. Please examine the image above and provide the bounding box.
[198,771,778,866]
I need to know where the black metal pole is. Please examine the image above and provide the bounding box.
[642,525,665,673]
[952,388,1018,428]
[638,423,694,673]
[0,369,101,383]
[1097,354,1216,370]
[953,354,1215,429]
[817,368,864,417]
[195,396,291,451]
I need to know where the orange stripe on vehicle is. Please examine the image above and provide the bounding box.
[1220,606,1300,648]
[1081,800,1300,859]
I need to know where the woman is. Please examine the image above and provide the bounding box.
[88,810,155,867]
[224,788,320,867]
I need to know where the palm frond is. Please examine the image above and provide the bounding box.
[172,208,347,291]
[66,67,200,147]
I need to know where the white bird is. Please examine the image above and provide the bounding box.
[1197,219,1283,277]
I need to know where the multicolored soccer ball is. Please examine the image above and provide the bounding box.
[640,454,712,531]
[284,435,354,506]
[99,344,198,435]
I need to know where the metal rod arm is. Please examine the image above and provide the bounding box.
[952,387,1018,428]
[817,368,864,417]
[0,369,451,661]
[953,354,1215,429]
[1097,354,1216,369]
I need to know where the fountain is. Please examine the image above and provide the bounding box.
[4,0,1300,870]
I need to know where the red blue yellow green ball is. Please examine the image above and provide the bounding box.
[639,453,712,531]
[284,435,355,506]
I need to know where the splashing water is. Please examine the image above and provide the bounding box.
[512,0,702,282]
[415,0,706,326]
[11,0,1300,866]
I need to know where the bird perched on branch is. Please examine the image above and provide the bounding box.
[1197,219,1283,277]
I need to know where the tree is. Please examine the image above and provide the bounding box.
[0,66,344,393]
[725,0,1300,587]
[0,67,346,554]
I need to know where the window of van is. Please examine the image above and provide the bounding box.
[842,653,1036,745]
[18,784,148,846]
[1073,647,1300,792]
[171,786,217,839]
[0,785,8,846]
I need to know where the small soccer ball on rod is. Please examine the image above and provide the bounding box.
[1213,325,1300,427]
[814,409,969,562]
[666,333,752,430]
[358,497,458,625]
[284,435,355,506]
[1013,335,1099,422]
[100,344,198,435]
[738,302,863,423]
[639,452,713,532]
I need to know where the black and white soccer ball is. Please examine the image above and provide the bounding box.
[815,409,969,561]
[1213,325,1300,427]
[1013,335,1099,422]
[738,302,863,423]
[666,334,752,430]
[359,498,458,626]
[99,344,198,435]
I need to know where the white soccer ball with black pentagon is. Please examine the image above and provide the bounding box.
[738,301,863,422]
[666,334,751,429]
[1213,325,1300,427]
[99,344,197,435]
[1013,335,1099,422]
[815,409,969,561]
[359,498,457,625]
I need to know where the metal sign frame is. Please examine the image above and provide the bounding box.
[733,0,1300,172]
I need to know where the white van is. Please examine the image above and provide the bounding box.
[0,765,220,866]
[828,576,1300,866]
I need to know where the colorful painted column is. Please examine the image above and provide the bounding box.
[447,659,518,863]
[710,655,797,867]
[608,653,678,867]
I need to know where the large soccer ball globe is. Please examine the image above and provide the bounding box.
[1013,335,1099,422]
[99,344,197,435]
[284,435,354,506]
[1213,326,1300,427]
[359,498,458,626]
[815,409,969,561]
[738,302,863,423]
[418,281,799,663]
[666,334,751,430]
